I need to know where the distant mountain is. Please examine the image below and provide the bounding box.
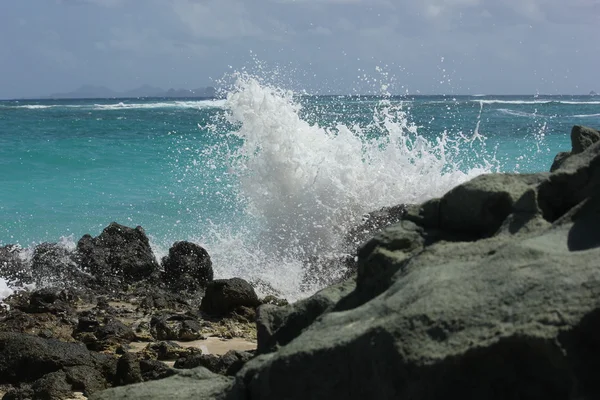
[122,84,165,98]
[590,90,597,96]
[47,85,217,99]
[50,85,118,99]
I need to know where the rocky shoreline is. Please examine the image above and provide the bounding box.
[1,125,600,399]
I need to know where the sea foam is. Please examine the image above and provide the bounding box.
[197,74,492,300]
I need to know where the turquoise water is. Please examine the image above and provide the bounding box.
[1,78,599,297]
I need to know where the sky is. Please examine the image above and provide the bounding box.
[0,0,598,98]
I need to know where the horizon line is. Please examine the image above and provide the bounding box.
[1,93,598,101]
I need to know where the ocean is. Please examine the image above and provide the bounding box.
[1,74,599,300]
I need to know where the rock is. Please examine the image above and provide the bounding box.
[96,319,136,342]
[141,341,196,361]
[138,290,191,312]
[0,245,31,285]
[256,278,356,354]
[550,125,600,171]
[115,352,143,386]
[24,287,75,314]
[174,350,253,376]
[174,353,220,371]
[31,242,91,287]
[161,241,213,292]
[0,333,114,395]
[139,359,176,381]
[437,173,546,238]
[66,126,600,399]
[219,350,253,376]
[76,222,159,286]
[200,278,260,316]
[0,308,75,341]
[31,370,74,399]
[150,314,204,341]
[90,367,231,400]
[221,140,600,400]
[300,255,356,292]
[345,204,408,248]
[260,295,288,307]
[64,365,110,395]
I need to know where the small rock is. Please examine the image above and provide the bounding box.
[161,241,213,292]
[150,314,205,341]
[200,278,260,316]
[139,359,176,382]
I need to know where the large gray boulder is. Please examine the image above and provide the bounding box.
[550,125,600,172]
[90,367,232,400]
[91,130,600,399]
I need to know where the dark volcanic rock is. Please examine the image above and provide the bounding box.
[0,245,31,285]
[174,353,220,371]
[138,290,191,312]
[76,222,159,286]
[139,359,176,381]
[25,287,75,314]
[142,341,195,361]
[31,242,92,287]
[0,332,115,395]
[115,352,143,386]
[162,241,213,292]
[150,314,204,341]
[200,278,260,316]
[174,350,253,376]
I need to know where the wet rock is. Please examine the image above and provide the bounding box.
[345,204,408,248]
[0,245,31,285]
[25,287,75,314]
[200,278,260,316]
[161,241,213,292]
[550,125,600,171]
[261,295,289,307]
[256,278,356,354]
[76,222,159,286]
[31,242,92,288]
[0,301,77,342]
[300,254,356,291]
[150,314,204,341]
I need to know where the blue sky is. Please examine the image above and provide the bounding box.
[0,0,598,98]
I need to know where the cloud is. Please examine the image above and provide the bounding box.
[172,0,267,39]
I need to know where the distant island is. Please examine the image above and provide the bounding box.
[590,90,597,96]
[47,84,217,99]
